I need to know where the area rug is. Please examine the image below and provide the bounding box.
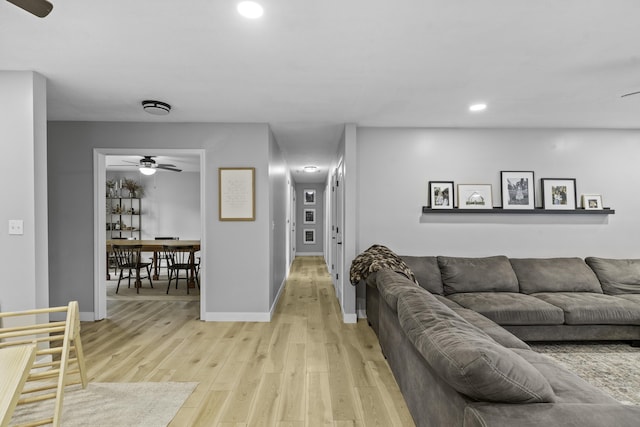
[530,342,640,405]
[11,382,198,427]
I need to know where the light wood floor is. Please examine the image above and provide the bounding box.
[80,256,415,426]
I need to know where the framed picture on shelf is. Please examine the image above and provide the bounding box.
[304,189,316,205]
[303,229,316,244]
[582,194,603,210]
[501,171,535,210]
[541,178,576,210]
[303,208,316,224]
[457,184,493,209]
[428,181,454,209]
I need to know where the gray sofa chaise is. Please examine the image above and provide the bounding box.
[363,254,640,427]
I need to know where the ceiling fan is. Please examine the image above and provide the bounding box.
[122,156,183,175]
[6,0,53,18]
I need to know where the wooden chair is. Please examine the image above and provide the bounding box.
[0,301,87,427]
[152,236,178,279]
[112,244,154,293]
[163,245,198,294]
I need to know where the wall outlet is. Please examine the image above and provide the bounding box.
[9,219,24,235]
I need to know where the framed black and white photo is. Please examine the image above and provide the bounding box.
[428,181,454,209]
[541,178,576,210]
[303,189,316,205]
[457,184,493,209]
[582,194,603,210]
[303,208,316,224]
[303,229,316,244]
[501,171,535,210]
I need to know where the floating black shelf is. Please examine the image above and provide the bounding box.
[422,207,615,215]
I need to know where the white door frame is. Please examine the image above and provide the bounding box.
[93,148,206,320]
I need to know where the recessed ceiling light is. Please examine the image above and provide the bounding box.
[469,103,487,112]
[303,165,319,173]
[237,1,263,19]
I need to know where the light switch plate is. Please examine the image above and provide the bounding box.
[9,219,24,235]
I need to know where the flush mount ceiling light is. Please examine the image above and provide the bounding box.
[237,1,263,19]
[469,103,487,112]
[142,100,171,116]
[303,165,319,173]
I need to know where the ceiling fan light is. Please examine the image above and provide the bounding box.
[237,1,263,19]
[142,100,171,116]
[139,166,156,176]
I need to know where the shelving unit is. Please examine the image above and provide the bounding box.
[107,197,142,239]
[422,207,615,215]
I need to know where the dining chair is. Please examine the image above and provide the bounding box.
[152,236,179,279]
[163,245,198,294]
[112,244,154,293]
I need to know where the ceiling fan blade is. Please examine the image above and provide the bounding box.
[156,163,177,168]
[6,0,53,17]
[621,91,640,98]
[157,165,182,172]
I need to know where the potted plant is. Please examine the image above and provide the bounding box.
[122,178,145,198]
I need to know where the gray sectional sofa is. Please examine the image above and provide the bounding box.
[364,255,640,427]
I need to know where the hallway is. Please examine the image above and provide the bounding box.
[80,256,414,426]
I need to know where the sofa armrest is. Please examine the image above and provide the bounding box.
[464,403,640,427]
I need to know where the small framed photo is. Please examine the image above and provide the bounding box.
[457,184,493,209]
[541,178,576,210]
[501,171,535,210]
[582,194,603,210]
[303,229,316,244]
[303,208,316,224]
[428,181,454,209]
[303,189,316,205]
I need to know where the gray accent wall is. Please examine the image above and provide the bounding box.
[48,121,288,320]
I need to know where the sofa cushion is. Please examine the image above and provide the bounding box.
[449,307,531,350]
[397,287,556,403]
[585,257,640,295]
[532,292,640,325]
[376,269,420,312]
[510,258,603,294]
[438,256,519,295]
[400,255,444,295]
[447,292,565,325]
[615,294,640,304]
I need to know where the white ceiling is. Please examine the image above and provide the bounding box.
[3,1,640,184]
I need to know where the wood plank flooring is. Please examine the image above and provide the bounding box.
[80,256,415,426]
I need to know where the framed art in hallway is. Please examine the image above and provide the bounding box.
[582,194,603,210]
[303,229,316,244]
[501,171,535,209]
[541,178,576,210]
[303,189,316,205]
[303,208,316,224]
[457,184,493,209]
[219,167,256,221]
[428,181,454,209]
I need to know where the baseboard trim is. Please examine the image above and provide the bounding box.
[343,312,357,324]
[357,309,367,319]
[296,252,323,256]
[269,277,286,319]
[52,311,95,322]
[203,312,271,322]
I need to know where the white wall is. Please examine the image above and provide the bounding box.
[48,122,277,321]
[0,71,48,313]
[107,170,201,240]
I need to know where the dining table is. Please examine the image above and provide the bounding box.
[107,239,201,285]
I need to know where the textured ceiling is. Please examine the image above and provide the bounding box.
[2,1,640,184]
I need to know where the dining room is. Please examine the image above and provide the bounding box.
[105,153,202,309]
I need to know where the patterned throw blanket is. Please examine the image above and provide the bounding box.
[349,244,417,285]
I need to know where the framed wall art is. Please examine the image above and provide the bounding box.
[457,184,493,209]
[219,167,255,221]
[428,181,454,209]
[501,171,535,210]
[541,178,576,210]
[303,208,316,224]
[303,189,316,205]
[582,194,603,210]
[303,229,316,244]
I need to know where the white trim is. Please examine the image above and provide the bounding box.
[296,252,323,256]
[357,309,367,319]
[269,278,286,318]
[343,311,357,324]
[203,312,271,322]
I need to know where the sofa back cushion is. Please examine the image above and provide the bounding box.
[585,257,640,295]
[510,258,602,294]
[397,287,555,403]
[375,269,420,312]
[400,256,444,295]
[437,256,519,295]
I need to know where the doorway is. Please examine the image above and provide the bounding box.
[93,148,206,320]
